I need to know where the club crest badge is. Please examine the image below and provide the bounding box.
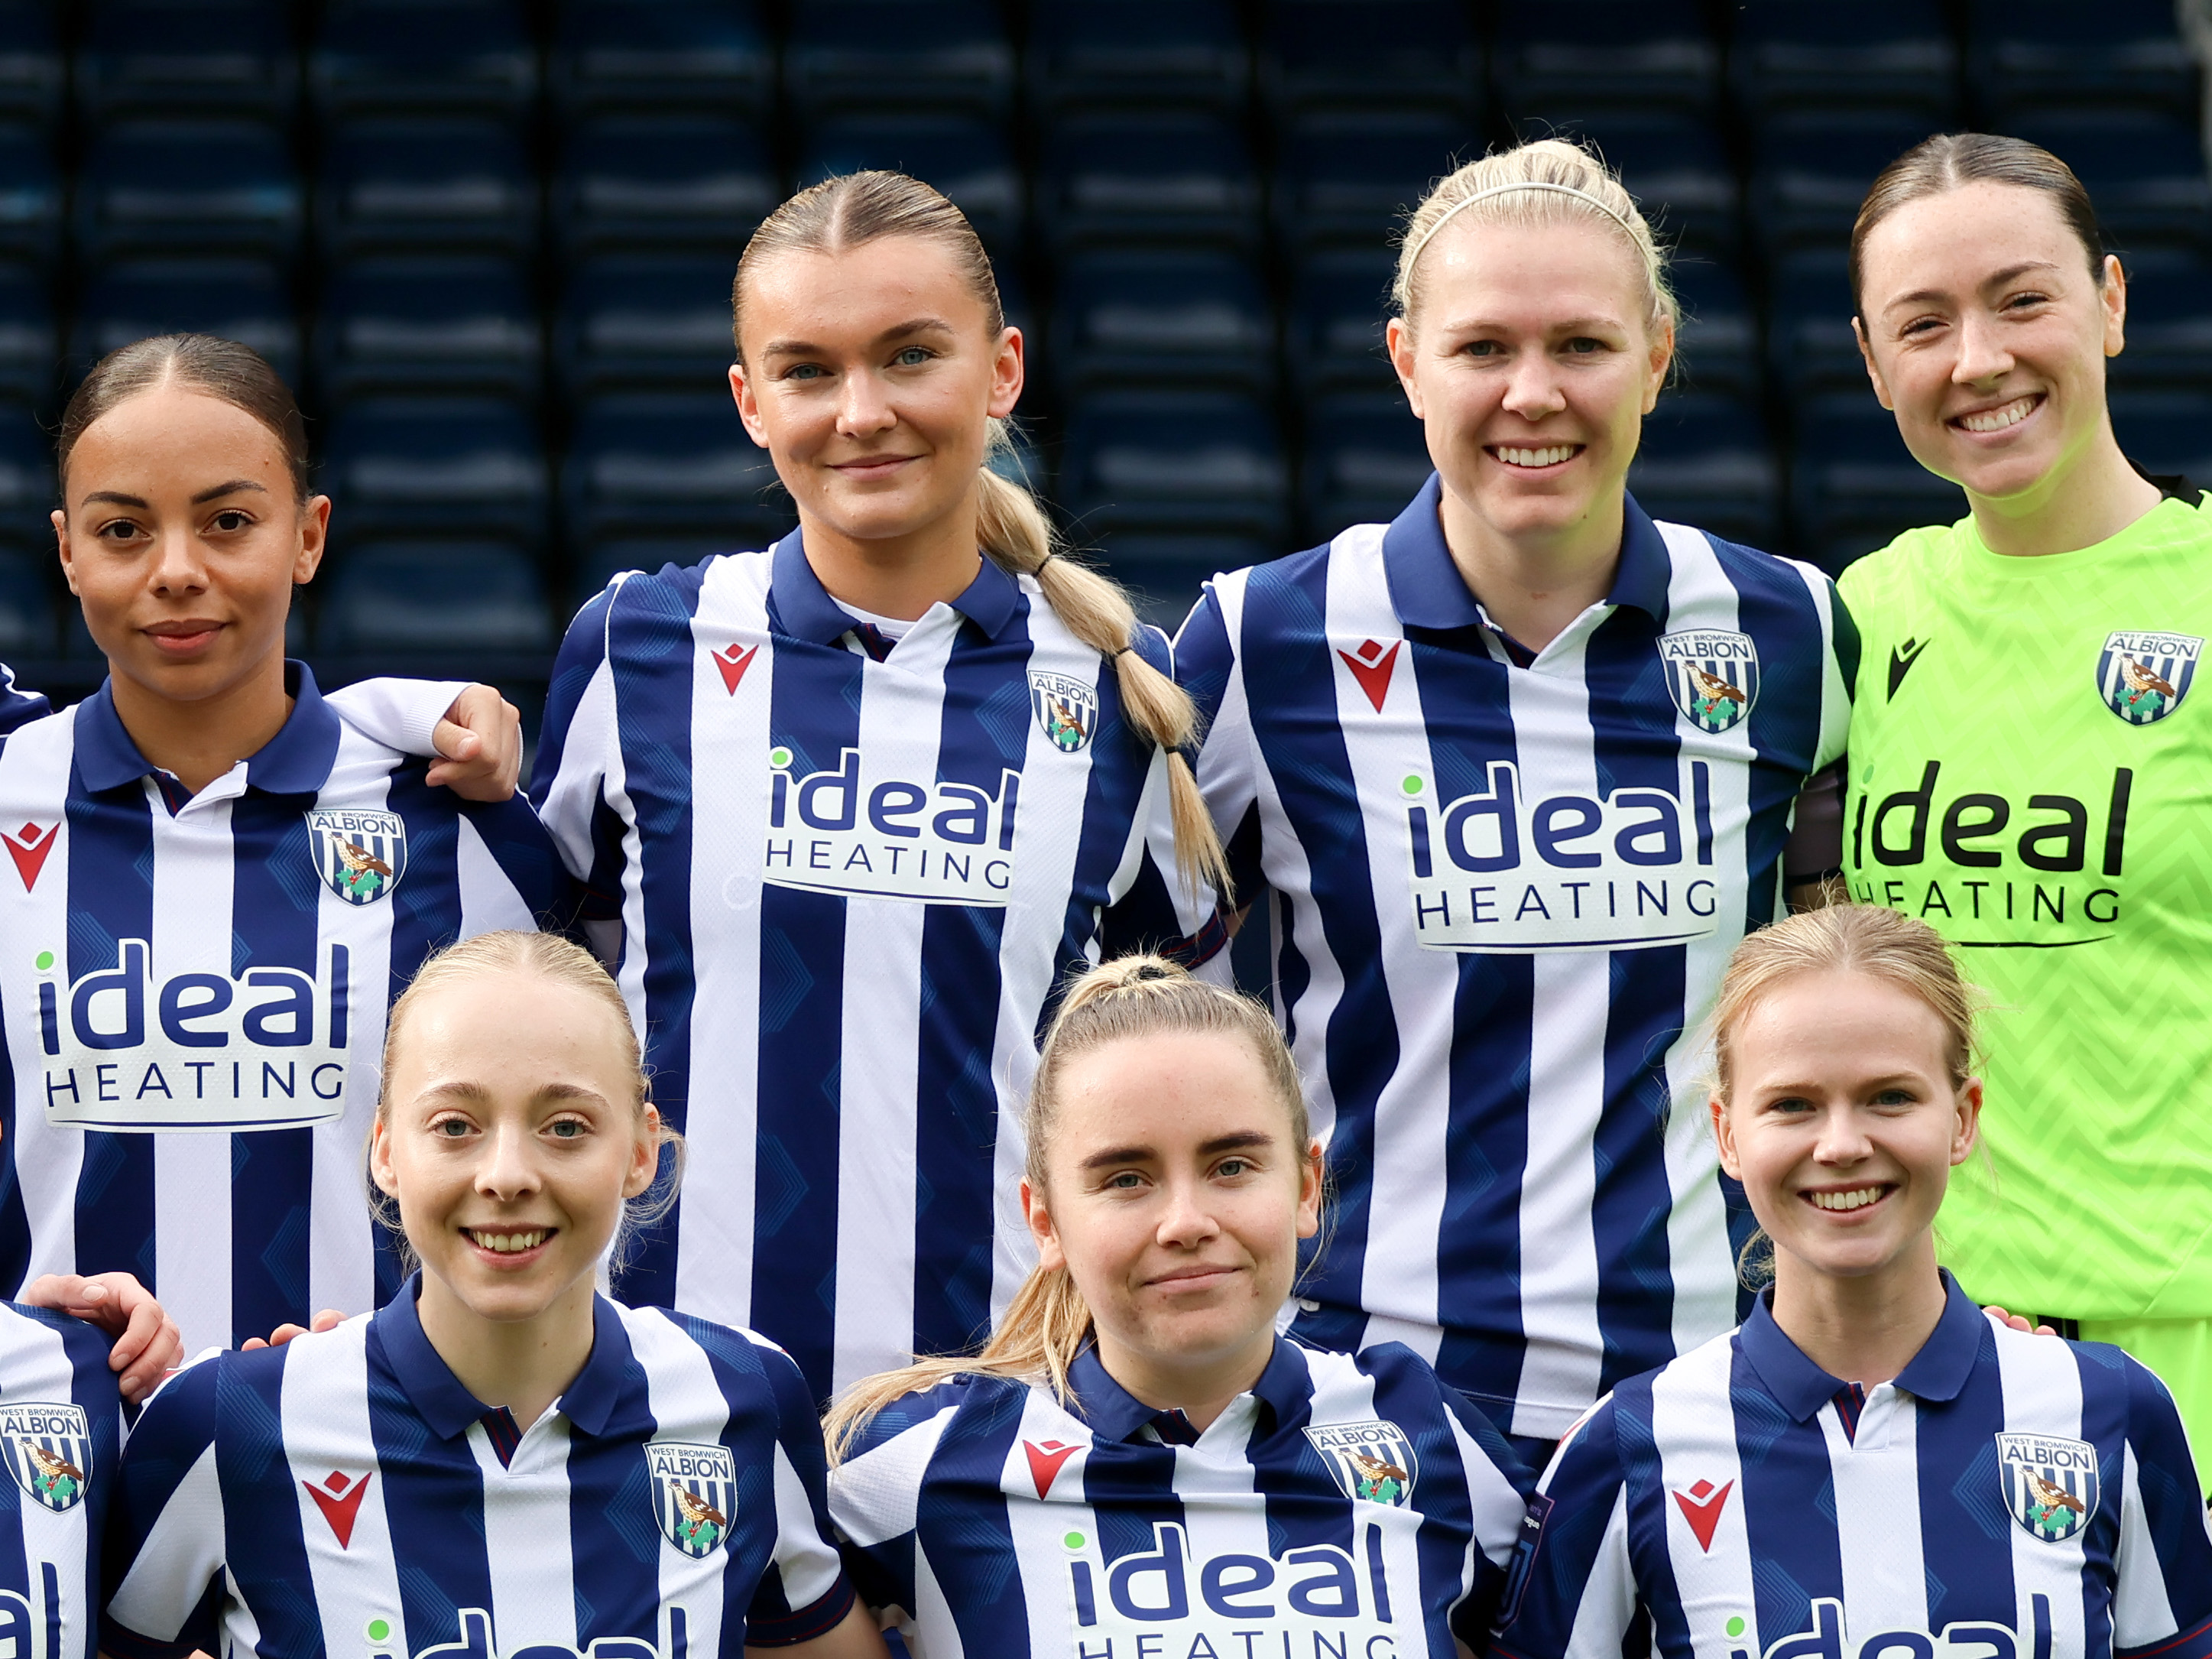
[1996,1433,2100,1543]
[2095,630,2200,725]
[1030,670,1098,754]
[0,1403,91,1512]
[1658,631,1760,733]
[1303,1420,1418,1507]
[647,1440,738,1558]
[306,809,408,906]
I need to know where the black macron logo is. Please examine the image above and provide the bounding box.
[1887,638,1929,701]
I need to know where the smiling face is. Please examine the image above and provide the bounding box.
[1712,970,1981,1291]
[53,381,327,703]
[1026,1030,1322,1398]
[1854,179,2126,506]
[730,233,1023,551]
[372,971,660,1328]
[1388,216,1672,551]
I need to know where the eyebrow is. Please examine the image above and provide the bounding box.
[1882,260,2064,313]
[757,317,960,359]
[1077,1130,1277,1171]
[414,1080,613,1110]
[76,479,270,511]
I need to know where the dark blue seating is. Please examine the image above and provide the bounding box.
[76,0,297,120]
[322,396,547,544]
[311,0,537,118]
[800,116,1020,252]
[1287,246,1396,395]
[1040,113,1261,252]
[76,118,300,263]
[784,0,1014,121]
[2011,114,2212,252]
[1750,112,1935,255]
[1258,0,1480,120]
[563,391,785,547]
[0,121,57,266]
[0,550,52,652]
[319,117,536,258]
[1027,0,1248,115]
[1630,393,1782,550]
[1545,115,1740,259]
[1728,0,1957,121]
[1792,396,1964,574]
[1052,250,1274,393]
[1669,261,1759,397]
[1968,0,2197,122]
[0,412,47,550]
[318,257,540,398]
[1094,535,1263,632]
[2109,255,2212,390]
[550,0,772,118]
[1274,112,1474,250]
[556,116,775,256]
[1494,0,1715,121]
[557,255,735,398]
[2110,391,2212,482]
[1764,250,1865,400]
[0,1,62,124]
[71,257,297,382]
[316,541,553,654]
[0,260,48,401]
[1300,391,1429,541]
[1062,391,1289,543]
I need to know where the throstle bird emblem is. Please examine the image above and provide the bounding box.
[1348,1449,1412,1505]
[23,1443,82,1503]
[647,1440,738,1558]
[2024,1472,2088,1527]
[305,809,409,905]
[2120,655,2178,701]
[671,1486,728,1550]
[1658,631,1760,732]
[1030,670,1100,753]
[2096,630,2201,724]
[1996,1432,2100,1541]
[1304,1420,1419,1507]
[334,839,393,894]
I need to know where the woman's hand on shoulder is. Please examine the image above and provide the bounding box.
[239,1309,345,1352]
[427,684,523,801]
[19,1272,180,1403]
[1981,1305,2060,1336]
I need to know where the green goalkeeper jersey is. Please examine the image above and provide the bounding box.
[1839,487,2212,1320]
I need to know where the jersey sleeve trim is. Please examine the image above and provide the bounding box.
[743,1576,857,1648]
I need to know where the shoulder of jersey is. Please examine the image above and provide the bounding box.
[0,1299,116,1368]
[599,547,770,611]
[1834,519,1962,615]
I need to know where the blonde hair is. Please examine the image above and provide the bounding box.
[1392,137,1678,339]
[373,930,683,1274]
[732,170,1229,903]
[823,953,1310,1459]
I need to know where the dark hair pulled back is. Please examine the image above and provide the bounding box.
[57,333,310,503]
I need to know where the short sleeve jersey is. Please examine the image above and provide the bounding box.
[1837,492,2212,1321]
[1174,481,1855,1440]
[832,1337,1531,1659]
[103,1281,856,1659]
[0,665,565,1352]
[0,1303,122,1659]
[531,537,1217,1399]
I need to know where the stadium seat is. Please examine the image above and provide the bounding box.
[563,391,785,547]
[555,115,776,257]
[318,116,537,258]
[321,395,547,544]
[1027,0,1248,116]
[70,256,298,383]
[1051,249,1275,394]
[1494,0,1716,122]
[1791,395,1964,574]
[310,0,537,119]
[1629,393,1782,550]
[75,118,300,264]
[2108,254,2212,391]
[1257,0,1481,122]
[799,116,1020,253]
[1728,0,1958,122]
[783,0,1014,122]
[0,550,52,653]
[2110,391,2212,483]
[1300,390,1429,543]
[1039,113,1261,252]
[76,0,298,120]
[0,411,47,546]
[2010,114,2212,252]
[0,0,61,125]
[1286,246,1397,396]
[556,254,735,398]
[1750,112,1935,255]
[1550,115,1741,261]
[317,256,540,399]
[1093,534,1267,632]
[550,0,773,118]
[316,541,553,654]
[1765,250,1865,401]
[0,121,57,266]
[1062,390,1289,544]
[1667,261,1759,398]
[1273,112,1475,251]
[0,259,48,401]
[1967,0,2197,122]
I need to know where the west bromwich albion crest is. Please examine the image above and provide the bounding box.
[1996,1432,2100,1543]
[2095,630,2200,725]
[647,1440,738,1558]
[1658,631,1760,734]
[0,1403,90,1513]
[1303,1420,1418,1507]
[305,809,408,905]
[1030,670,1098,753]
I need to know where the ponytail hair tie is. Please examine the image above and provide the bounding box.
[1111,644,1134,658]
[1033,551,1061,576]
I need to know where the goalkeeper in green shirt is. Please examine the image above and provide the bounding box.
[1828,131,2212,1488]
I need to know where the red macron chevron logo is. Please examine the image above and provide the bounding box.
[1671,1478,1734,1552]
[1023,1439,1082,1498]
[712,643,759,695]
[304,1469,373,1548]
[1336,639,1400,713]
[2,822,55,891]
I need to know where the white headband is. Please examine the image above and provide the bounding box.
[1402,180,1643,273]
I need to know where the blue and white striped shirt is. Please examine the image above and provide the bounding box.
[1175,482,1856,1442]
[831,1336,1530,1659]
[105,1278,856,1659]
[0,664,564,1354]
[1492,1274,2212,1659]
[0,1303,122,1659]
[533,536,1214,1400]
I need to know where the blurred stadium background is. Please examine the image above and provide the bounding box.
[0,0,2207,721]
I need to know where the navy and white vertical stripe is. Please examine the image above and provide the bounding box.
[0,1304,122,1659]
[532,536,1214,1401]
[104,1279,855,1659]
[0,665,563,1353]
[1492,1274,2212,1659]
[1174,480,1855,1440]
[831,1336,1530,1659]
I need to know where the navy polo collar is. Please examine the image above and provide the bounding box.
[75,660,342,796]
[767,528,1022,647]
[1380,473,1675,631]
[372,1274,634,1441]
[1737,1271,1987,1424]
[1068,1338,1311,1443]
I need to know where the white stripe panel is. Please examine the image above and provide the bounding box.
[829,1399,956,1551]
[281,1316,410,1659]
[469,1413,578,1651]
[627,1307,740,1652]
[1558,1488,1637,1659]
[1784,557,1856,773]
[1646,1333,1751,1652]
[2111,1438,2180,1646]
[1002,1388,1098,1659]
[1442,1407,1526,1571]
[105,1440,224,1641]
[910,1544,963,1659]
[735,1327,848,1612]
[1,1310,96,1659]
[1305,1352,1431,1636]
[536,592,625,890]
[1990,1325,2090,1647]
[452,813,540,937]
[1818,1386,1924,1626]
